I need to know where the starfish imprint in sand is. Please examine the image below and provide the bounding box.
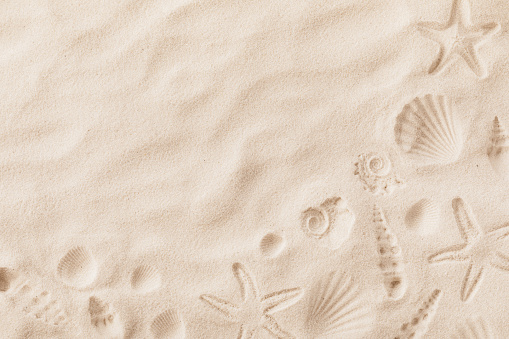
[428,197,509,302]
[200,262,303,338]
[417,0,501,78]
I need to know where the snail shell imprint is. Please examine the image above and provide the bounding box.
[88,296,124,339]
[305,271,374,338]
[259,232,286,258]
[405,198,440,236]
[0,267,70,327]
[131,265,161,294]
[395,289,442,339]
[487,116,509,181]
[354,153,405,195]
[57,246,98,289]
[373,205,408,300]
[151,308,186,339]
[301,197,355,250]
[395,94,463,166]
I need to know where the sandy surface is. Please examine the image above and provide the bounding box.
[0,0,508,338]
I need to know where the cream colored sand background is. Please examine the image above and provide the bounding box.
[0,0,508,338]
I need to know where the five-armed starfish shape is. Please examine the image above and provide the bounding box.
[200,262,303,338]
[417,0,501,78]
[428,198,509,302]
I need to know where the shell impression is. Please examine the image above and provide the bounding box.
[301,197,355,250]
[88,296,124,338]
[487,116,509,181]
[151,308,186,339]
[57,246,98,289]
[395,289,442,339]
[373,205,407,300]
[405,198,440,236]
[304,271,374,338]
[451,316,497,339]
[131,265,161,294]
[395,94,463,165]
[354,153,405,195]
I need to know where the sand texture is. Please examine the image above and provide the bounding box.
[0,0,509,338]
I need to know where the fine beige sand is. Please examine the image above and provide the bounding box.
[0,0,508,338]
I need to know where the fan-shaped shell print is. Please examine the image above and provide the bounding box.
[151,308,186,339]
[304,271,374,338]
[57,246,98,289]
[131,265,161,294]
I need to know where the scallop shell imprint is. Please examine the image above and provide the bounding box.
[374,205,408,300]
[89,296,124,339]
[0,267,70,327]
[405,198,440,236]
[354,153,405,195]
[304,271,374,338]
[131,265,161,294]
[487,116,509,181]
[301,197,355,250]
[395,94,463,165]
[451,316,497,339]
[395,289,442,339]
[259,232,286,258]
[151,308,186,339]
[57,246,98,289]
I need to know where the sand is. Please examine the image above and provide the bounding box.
[0,0,508,338]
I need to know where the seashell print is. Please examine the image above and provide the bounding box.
[487,116,509,181]
[451,316,498,339]
[89,296,124,339]
[151,308,186,339]
[405,198,440,236]
[395,94,463,165]
[0,267,70,327]
[354,153,405,195]
[131,265,162,294]
[57,246,98,289]
[373,205,408,300]
[395,289,442,339]
[301,197,355,250]
[304,271,374,338]
[259,232,286,258]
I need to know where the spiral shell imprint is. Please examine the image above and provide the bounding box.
[88,296,124,339]
[151,308,186,339]
[0,267,70,327]
[373,205,408,300]
[57,246,98,289]
[354,153,405,195]
[301,197,355,250]
[304,271,374,338]
[395,94,463,166]
[395,289,442,339]
[487,116,509,181]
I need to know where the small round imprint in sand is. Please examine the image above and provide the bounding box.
[259,233,286,258]
[151,308,186,339]
[395,94,463,166]
[488,116,509,182]
[354,153,405,195]
[89,296,124,339]
[131,265,161,294]
[304,271,374,338]
[57,246,98,289]
[301,197,355,250]
[405,198,440,236]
